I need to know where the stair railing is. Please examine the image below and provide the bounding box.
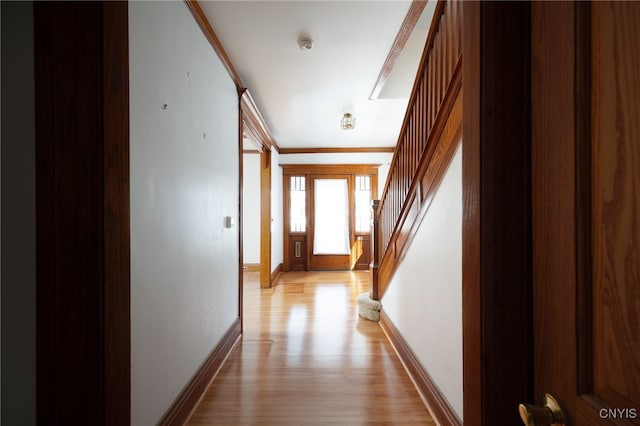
[371,0,462,299]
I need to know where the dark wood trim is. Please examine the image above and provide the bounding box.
[159,319,241,426]
[260,150,272,288]
[282,164,380,176]
[102,3,131,424]
[574,1,593,395]
[270,263,283,285]
[282,173,292,271]
[35,3,130,424]
[377,69,461,299]
[370,0,428,100]
[279,147,395,155]
[183,0,242,88]
[238,90,244,332]
[184,1,279,153]
[243,149,261,155]
[379,310,462,426]
[461,2,482,424]
[241,90,279,153]
[462,3,533,425]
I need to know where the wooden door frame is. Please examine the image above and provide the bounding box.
[260,149,272,288]
[282,164,379,272]
[34,2,130,423]
[238,90,275,289]
[462,2,534,425]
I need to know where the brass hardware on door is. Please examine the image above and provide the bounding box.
[295,241,301,258]
[519,393,566,426]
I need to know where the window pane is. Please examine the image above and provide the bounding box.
[290,176,306,232]
[355,176,372,232]
[313,179,350,255]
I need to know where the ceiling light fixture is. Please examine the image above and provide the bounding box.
[341,113,356,130]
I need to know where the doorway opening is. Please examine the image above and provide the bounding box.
[282,164,378,272]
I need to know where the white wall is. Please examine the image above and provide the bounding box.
[130,2,239,424]
[0,2,37,424]
[243,153,260,264]
[271,150,284,271]
[381,143,463,419]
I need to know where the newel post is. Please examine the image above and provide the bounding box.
[369,200,380,300]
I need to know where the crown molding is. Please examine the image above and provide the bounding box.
[184,0,242,88]
[184,0,279,153]
[241,90,280,153]
[370,0,428,100]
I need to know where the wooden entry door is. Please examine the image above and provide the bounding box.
[282,165,378,272]
[529,2,640,424]
[309,175,353,270]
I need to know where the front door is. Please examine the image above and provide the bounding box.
[282,165,378,272]
[309,175,353,270]
[529,2,640,424]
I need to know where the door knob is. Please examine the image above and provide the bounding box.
[519,393,566,426]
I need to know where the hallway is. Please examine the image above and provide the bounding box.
[187,271,435,425]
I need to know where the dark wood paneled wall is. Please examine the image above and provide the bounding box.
[34,2,130,424]
[462,2,533,425]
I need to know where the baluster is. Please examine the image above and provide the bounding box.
[436,29,442,110]
[456,1,461,59]
[446,1,453,78]
[409,114,414,180]
[421,78,426,153]
[441,14,447,101]
[374,0,463,288]
[409,115,414,185]
[430,52,436,130]
[411,106,420,175]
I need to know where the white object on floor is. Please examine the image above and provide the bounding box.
[357,292,382,322]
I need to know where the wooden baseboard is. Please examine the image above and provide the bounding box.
[243,263,260,272]
[270,263,283,285]
[379,310,462,426]
[158,318,241,426]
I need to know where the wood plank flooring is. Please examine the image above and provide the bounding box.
[187,271,435,425]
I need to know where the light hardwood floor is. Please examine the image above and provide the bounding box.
[187,271,435,425]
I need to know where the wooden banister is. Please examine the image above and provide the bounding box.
[372,0,462,300]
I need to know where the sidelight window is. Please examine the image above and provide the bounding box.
[290,176,306,232]
[355,175,372,232]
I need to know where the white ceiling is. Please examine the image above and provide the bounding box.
[200,1,432,150]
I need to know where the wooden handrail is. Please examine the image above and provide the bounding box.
[372,0,462,299]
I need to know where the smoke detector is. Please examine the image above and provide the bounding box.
[297,36,313,51]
